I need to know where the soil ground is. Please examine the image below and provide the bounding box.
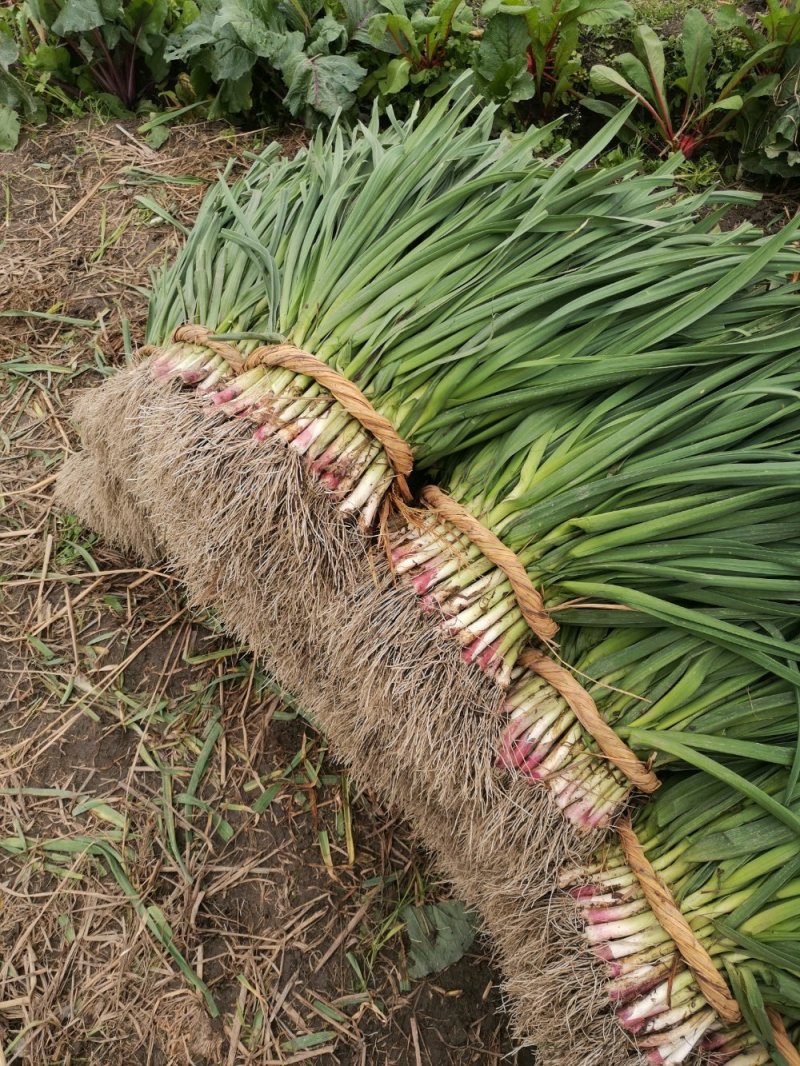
[0,118,536,1066]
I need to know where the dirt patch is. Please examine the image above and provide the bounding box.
[0,118,534,1065]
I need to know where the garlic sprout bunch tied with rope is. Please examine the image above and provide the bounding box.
[139,86,752,529]
[394,230,800,678]
[61,83,766,586]
[501,625,800,830]
[391,299,800,827]
[561,762,800,1066]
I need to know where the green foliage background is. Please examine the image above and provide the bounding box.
[1,0,799,182]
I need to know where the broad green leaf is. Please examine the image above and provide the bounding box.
[31,42,73,74]
[402,900,478,978]
[482,0,534,13]
[697,95,744,121]
[266,28,307,69]
[613,50,653,99]
[0,103,20,151]
[341,0,384,43]
[99,0,123,20]
[127,0,169,34]
[282,52,366,117]
[174,0,200,30]
[383,10,419,50]
[365,12,400,51]
[164,4,217,60]
[144,123,171,149]
[590,63,640,99]
[379,56,411,93]
[101,21,122,50]
[216,0,276,54]
[210,29,258,81]
[0,30,18,72]
[310,13,347,52]
[451,0,474,34]
[210,71,253,115]
[476,12,528,81]
[577,0,632,27]
[409,9,441,34]
[681,8,712,102]
[634,24,666,106]
[716,3,749,33]
[477,55,534,102]
[51,0,105,34]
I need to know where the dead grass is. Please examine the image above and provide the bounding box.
[0,117,534,1066]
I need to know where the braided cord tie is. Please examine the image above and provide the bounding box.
[519,650,660,792]
[420,485,558,646]
[245,344,413,503]
[617,817,741,1023]
[417,487,659,791]
[767,1008,800,1066]
[617,820,800,1057]
[138,324,246,367]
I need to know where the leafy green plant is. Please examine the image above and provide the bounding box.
[165,0,369,121]
[402,901,478,978]
[359,0,475,105]
[475,0,632,120]
[738,54,800,179]
[589,9,780,157]
[717,3,800,180]
[17,0,192,108]
[717,0,800,73]
[0,9,46,148]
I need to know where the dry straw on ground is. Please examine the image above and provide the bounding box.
[1,119,533,1066]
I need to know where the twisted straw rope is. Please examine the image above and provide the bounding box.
[245,344,413,502]
[767,1008,800,1066]
[422,487,658,790]
[617,817,741,1023]
[138,324,245,366]
[519,650,659,793]
[140,329,414,504]
[420,485,558,646]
